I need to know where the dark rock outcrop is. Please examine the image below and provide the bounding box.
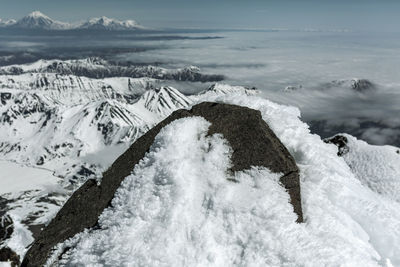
[351,79,375,92]
[22,102,303,266]
[0,214,14,244]
[0,247,20,267]
[324,135,349,156]
[0,197,13,245]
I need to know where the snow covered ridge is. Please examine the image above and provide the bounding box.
[0,11,145,31]
[0,58,225,82]
[38,97,400,266]
[325,134,400,203]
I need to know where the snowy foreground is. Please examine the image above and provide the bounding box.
[38,93,400,266]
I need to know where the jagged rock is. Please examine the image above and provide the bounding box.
[324,135,350,156]
[0,197,13,246]
[22,102,303,266]
[0,214,14,244]
[351,79,375,92]
[0,247,20,267]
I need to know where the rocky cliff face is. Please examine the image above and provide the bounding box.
[21,102,302,266]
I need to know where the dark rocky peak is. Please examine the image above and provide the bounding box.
[350,79,375,92]
[322,78,376,92]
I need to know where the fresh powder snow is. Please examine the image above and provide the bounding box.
[337,133,400,202]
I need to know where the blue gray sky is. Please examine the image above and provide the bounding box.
[1,0,399,31]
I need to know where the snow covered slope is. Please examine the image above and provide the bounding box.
[326,134,400,203]
[52,95,400,266]
[137,86,192,117]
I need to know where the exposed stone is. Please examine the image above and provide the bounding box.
[0,247,20,267]
[0,197,13,246]
[351,79,375,92]
[22,102,303,266]
[0,214,13,245]
[324,135,350,156]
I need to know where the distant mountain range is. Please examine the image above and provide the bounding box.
[0,11,146,31]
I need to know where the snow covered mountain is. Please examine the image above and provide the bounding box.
[10,11,72,30]
[78,16,144,31]
[1,57,399,266]
[0,11,145,31]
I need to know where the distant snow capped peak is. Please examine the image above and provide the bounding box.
[26,10,50,19]
[79,16,143,30]
[138,86,192,117]
[0,18,16,27]
[13,10,72,30]
[0,11,146,31]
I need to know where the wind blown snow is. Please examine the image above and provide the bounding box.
[52,100,400,266]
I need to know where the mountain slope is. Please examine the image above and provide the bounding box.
[137,86,193,117]
[326,134,400,202]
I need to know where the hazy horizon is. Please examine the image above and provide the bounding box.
[1,0,400,32]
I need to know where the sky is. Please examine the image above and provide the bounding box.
[0,0,399,31]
